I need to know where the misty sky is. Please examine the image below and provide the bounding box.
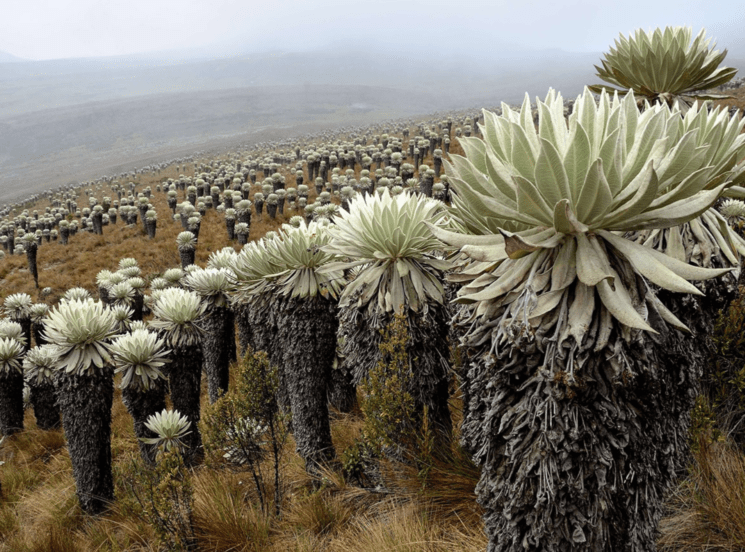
[1,0,744,61]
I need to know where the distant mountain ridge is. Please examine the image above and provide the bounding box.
[0,48,600,119]
[0,50,26,63]
[0,83,448,203]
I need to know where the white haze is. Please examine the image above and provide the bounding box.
[0,0,743,203]
[1,0,744,61]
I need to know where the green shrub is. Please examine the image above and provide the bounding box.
[202,349,290,517]
[344,313,435,486]
[122,448,195,551]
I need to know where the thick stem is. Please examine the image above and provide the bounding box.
[0,370,24,435]
[18,318,31,353]
[121,381,167,465]
[276,295,337,473]
[201,305,233,403]
[26,245,38,288]
[226,308,237,364]
[166,344,204,466]
[179,248,195,269]
[131,292,144,322]
[235,303,252,358]
[458,299,700,551]
[56,367,114,515]
[341,303,452,448]
[32,321,47,347]
[327,364,357,413]
[29,380,60,430]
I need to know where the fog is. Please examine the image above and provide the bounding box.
[3,0,744,62]
[0,0,743,202]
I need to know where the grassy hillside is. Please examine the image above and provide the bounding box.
[0,109,743,552]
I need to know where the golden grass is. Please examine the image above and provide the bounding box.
[0,387,487,551]
[715,86,745,113]
[658,437,745,551]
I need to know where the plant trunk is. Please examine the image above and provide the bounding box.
[0,370,24,435]
[227,308,237,364]
[245,300,290,415]
[56,366,114,515]
[246,302,274,355]
[276,295,337,473]
[433,158,442,178]
[146,219,156,239]
[201,305,232,403]
[420,176,433,198]
[327,364,357,413]
[99,285,112,306]
[235,303,252,358]
[685,270,744,445]
[131,292,144,322]
[179,248,195,269]
[456,295,701,551]
[17,318,31,353]
[166,344,204,466]
[267,204,277,219]
[92,213,103,235]
[121,382,167,465]
[236,212,251,227]
[29,380,60,430]
[225,219,235,240]
[25,243,38,288]
[32,321,47,347]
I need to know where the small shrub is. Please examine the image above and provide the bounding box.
[709,292,745,446]
[202,349,290,517]
[344,314,434,486]
[121,447,195,551]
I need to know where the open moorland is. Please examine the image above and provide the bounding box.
[0,92,743,551]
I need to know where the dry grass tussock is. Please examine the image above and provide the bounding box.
[0,380,487,551]
[658,436,745,551]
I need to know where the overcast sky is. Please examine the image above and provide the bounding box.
[1,0,744,61]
